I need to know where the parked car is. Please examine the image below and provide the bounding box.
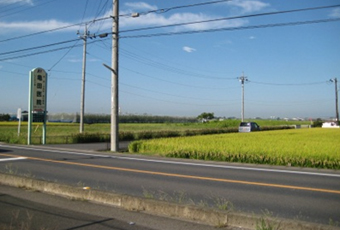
[322,122,339,128]
[238,122,261,132]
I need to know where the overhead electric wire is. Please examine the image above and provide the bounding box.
[0,38,80,56]
[48,39,82,71]
[0,0,229,43]
[0,0,58,19]
[249,80,329,86]
[120,4,340,34]
[120,48,234,80]
[121,82,237,102]
[0,39,107,62]
[138,0,231,15]
[0,16,111,44]
[120,90,232,107]
[118,0,232,18]
[120,66,238,90]
[120,18,340,39]
[2,3,339,70]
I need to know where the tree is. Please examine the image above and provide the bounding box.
[197,112,215,121]
[313,118,323,127]
[0,114,10,121]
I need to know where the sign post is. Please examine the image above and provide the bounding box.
[17,108,21,137]
[28,68,48,145]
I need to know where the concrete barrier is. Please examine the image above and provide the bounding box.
[0,173,338,230]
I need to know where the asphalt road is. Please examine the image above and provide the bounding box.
[0,184,222,230]
[0,143,339,226]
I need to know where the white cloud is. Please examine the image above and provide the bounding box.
[120,11,248,31]
[249,36,256,39]
[329,8,340,18]
[0,0,33,5]
[0,1,252,35]
[183,46,196,53]
[0,19,74,34]
[68,58,98,63]
[124,2,157,11]
[227,0,269,13]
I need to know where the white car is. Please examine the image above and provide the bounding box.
[322,122,339,128]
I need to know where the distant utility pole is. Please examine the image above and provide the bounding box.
[330,78,339,124]
[238,73,248,122]
[78,24,95,133]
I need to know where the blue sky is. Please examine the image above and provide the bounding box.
[0,0,339,119]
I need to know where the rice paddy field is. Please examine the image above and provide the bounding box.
[129,128,340,169]
[1,120,338,169]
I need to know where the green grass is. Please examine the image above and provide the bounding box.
[128,129,340,169]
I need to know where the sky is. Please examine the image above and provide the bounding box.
[0,0,339,119]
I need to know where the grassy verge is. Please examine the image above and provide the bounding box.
[128,129,340,169]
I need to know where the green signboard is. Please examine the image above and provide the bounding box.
[28,68,48,145]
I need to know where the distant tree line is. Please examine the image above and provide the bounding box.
[47,113,197,124]
[0,114,10,121]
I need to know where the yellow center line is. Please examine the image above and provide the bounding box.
[1,153,340,195]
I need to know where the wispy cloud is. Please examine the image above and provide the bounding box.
[67,58,99,63]
[0,0,33,5]
[226,0,269,13]
[329,8,340,18]
[183,46,196,53]
[120,11,248,31]
[124,2,157,11]
[0,19,70,31]
[0,1,263,34]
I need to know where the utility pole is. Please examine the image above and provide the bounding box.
[104,2,138,151]
[111,0,119,152]
[78,24,94,133]
[238,73,248,122]
[330,78,339,125]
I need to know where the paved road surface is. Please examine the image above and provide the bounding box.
[0,143,339,226]
[0,184,234,230]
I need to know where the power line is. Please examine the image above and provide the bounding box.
[120,4,340,34]
[0,39,107,62]
[48,40,82,71]
[250,80,329,86]
[121,82,236,102]
[120,18,340,39]
[120,48,234,80]
[119,0,232,18]
[120,66,238,90]
[0,0,231,43]
[0,38,80,56]
[0,0,58,19]
[0,16,111,44]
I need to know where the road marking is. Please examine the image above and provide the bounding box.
[0,152,339,195]
[1,144,340,178]
[0,157,27,162]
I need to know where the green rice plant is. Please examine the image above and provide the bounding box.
[128,129,340,169]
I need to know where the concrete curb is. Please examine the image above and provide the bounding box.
[0,173,338,230]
